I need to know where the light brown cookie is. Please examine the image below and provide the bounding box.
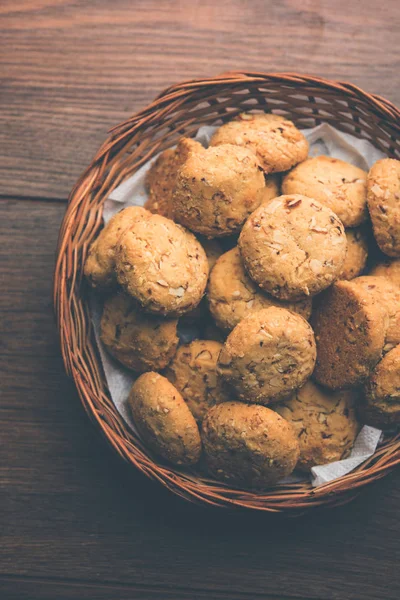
[207,247,312,331]
[116,214,209,316]
[275,381,360,472]
[164,340,230,423]
[352,276,400,354]
[361,344,400,429]
[367,158,400,256]
[217,307,316,405]
[312,280,388,389]
[144,138,203,217]
[128,372,201,466]
[100,292,178,372]
[282,156,367,227]
[370,258,400,289]
[338,228,368,280]
[238,195,347,301]
[84,206,150,289]
[172,143,265,237]
[201,402,300,489]
[210,113,308,174]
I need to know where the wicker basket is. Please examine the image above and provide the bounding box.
[54,72,400,513]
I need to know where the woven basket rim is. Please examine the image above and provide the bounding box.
[54,71,400,514]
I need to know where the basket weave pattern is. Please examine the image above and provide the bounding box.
[54,72,400,512]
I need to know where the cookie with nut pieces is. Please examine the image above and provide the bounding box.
[239,194,347,300]
[217,306,316,405]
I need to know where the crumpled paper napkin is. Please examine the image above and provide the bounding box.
[91,122,385,487]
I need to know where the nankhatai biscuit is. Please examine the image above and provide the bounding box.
[116,214,209,316]
[367,158,400,256]
[282,156,367,227]
[207,247,312,331]
[129,372,201,465]
[275,381,360,471]
[173,143,265,237]
[217,307,316,404]
[210,113,308,174]
[239,195,347,300]
[164,340,230,423]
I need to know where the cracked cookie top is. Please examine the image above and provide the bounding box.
[275,380,360,471]
[172,143,265,237]
[209,113,308,174]
[115,214,209,316]
[239,194,347,301]
[216,306,316,405]
[282,156,367,227]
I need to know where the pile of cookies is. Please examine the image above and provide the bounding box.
[85,112,400,490]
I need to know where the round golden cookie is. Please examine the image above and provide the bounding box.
[361,344,400,429]
[144,138,203,217]
[217,307,316,405]
[84,206,150,289]
[238,195,347,301]
[172,143,265,237]
[207,247,312,331]
[116,214,209,316]
[164,340,230,423]
[338,228,368,280]
[352,275,400,354]
[209,113,308,174]
[282,156,368,227]
[275,381,360,472]
[367,158,400,256]
[312,280,388,389]
[128,372,201,466]
[100,292,178,373]
[370,259,400,289]
[201,402,300,489]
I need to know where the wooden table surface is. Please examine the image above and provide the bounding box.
[1,1,400,598]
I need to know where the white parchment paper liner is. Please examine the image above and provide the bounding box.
[91,123,386,487]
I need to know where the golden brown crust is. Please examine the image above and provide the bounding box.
[361,345,400,429]
[210,113,308,174]
[164,340,230,423]
[207,247,312,331]
[238,195,347,300]
[128,372,202,466]
[115,214,209,316]
[282,156,367,227]
[275,381,360,471]
[338,228,368,280]
[100,292,178,372]
[172,143,265,237]
[370,259,400,289]
[352,276,400,354]
[84,206,150,289]
[144,138,203,217]
[201,401,300,489]
[367,158,400,256]
[312,280,388,389]
[217,307,316,405]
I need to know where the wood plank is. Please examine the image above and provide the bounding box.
[1,197,400,599]
[0,0,399,200]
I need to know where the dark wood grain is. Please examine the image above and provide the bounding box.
[1,198,400,600]
[0,0,400,200]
